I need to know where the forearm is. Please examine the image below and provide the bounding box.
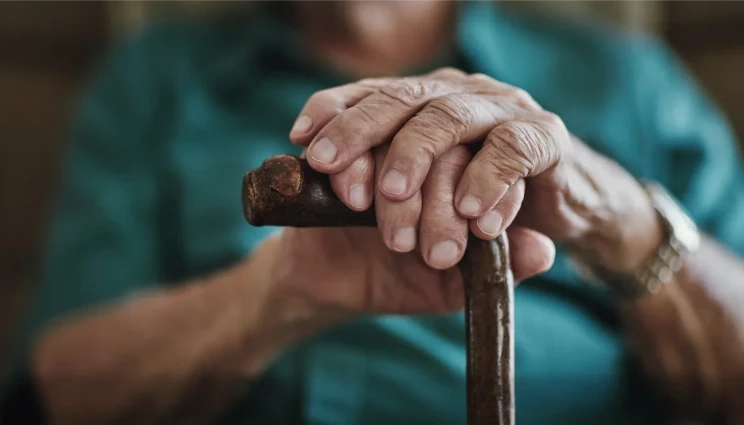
[30,238,284,425]
[567,142,744,422]
[621,237,744,423]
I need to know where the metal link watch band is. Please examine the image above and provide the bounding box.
[632,228,689,295]
[618,181,701,297]
[569,181,701,297]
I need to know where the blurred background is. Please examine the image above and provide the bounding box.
[0,0,743,366]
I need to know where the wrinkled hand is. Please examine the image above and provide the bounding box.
[267,225,551,317]
[289,68,602,270]
[261,67,587,319]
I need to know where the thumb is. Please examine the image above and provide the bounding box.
[506,226,556,283]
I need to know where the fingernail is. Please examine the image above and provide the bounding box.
[349,184,367,209]
[477,210,503,236]
[458,194,481,217]
[310,137,337,164]
[392,227,416,252]
[429,240,460,268]
[381,168,407,195]
[291,115,312,134]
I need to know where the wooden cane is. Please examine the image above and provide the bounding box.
[242,154,515,425]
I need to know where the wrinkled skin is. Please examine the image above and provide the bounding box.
[267,67,654,319]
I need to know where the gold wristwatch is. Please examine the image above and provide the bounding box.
[615,181,701,297]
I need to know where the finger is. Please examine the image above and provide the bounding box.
[306,78,457,173]
[506,226,555,282]
[468,179,525,240]
[377,93,518,202]
[455,113,568,218]
[293,71,476,149]
[289,79,389,145]
[329,151,375,211]
[435,69,541,112]
[427,67,468,80]
[419,146,471,269]
[373,146,422,253]
[468,74,542,110]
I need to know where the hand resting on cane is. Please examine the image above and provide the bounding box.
[30,134,552,425]
[290,68,744,423]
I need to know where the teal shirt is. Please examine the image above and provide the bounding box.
[9,2,744,424]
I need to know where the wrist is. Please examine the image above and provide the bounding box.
[573,206,664,278]
[203,236,293,376]
[228,235,347,358]
[566,148,665,277]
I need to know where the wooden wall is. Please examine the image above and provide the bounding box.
[666,1,744,142]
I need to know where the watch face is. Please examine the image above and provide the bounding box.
[674,219,701,251]
[648,182,701,252]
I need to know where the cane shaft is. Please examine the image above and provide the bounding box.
[460,236,515,425]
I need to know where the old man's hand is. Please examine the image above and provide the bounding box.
[289,68,660,277]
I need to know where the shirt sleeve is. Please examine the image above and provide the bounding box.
[4,29,173,388]
[634,39,744,256]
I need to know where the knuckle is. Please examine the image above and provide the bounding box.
[469,73,495,82]
[382,191,422,223]
[498,188,524,215]
[425,185,455,209]
[381,79,434,106]
[351,104,385,127]
[486,122,538,179]
[307,89,339,109]
[493,121,530,148]
[421,209,464,238]
[403,128,439,168]
[468,74,507,92]
[499,197,522,216]
[540,111,564,130]
[445,227,468,245]
[399,96,473,160]
[394,128,440,175]
[508,87,529,100]
[431,67,467,79]
[356,78,384,89]
[506,87,536,107]
[534,111,568,160]
[351,154,374,180]
[502,121,542,152]
[479,145,529,183]
[427,152,471,195]
[426,95,474,136]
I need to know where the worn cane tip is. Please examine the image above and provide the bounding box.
[242,154,376,228]
[263,155,304,197]
[242,154,306,227]
[243,170,269,226]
